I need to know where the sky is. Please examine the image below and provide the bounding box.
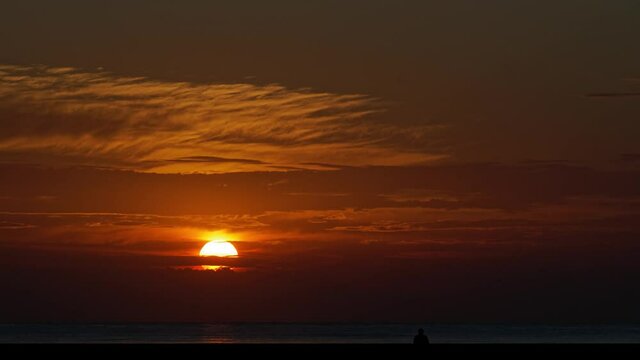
[0,1,639,323]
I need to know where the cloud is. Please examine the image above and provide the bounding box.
[2,162,640,215]
[2,162,639,261]
[164,156,266,165]
[0,220,35,229]
[621,153,640,162]
[0,211,266,256]
[0,64,444,172]
[586,92,640,98]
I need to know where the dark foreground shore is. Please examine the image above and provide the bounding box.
[3,343,639,356]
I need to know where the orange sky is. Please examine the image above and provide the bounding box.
[0,1,639,323]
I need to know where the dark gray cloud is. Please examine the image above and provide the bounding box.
[586,92,640,98]
[164,156,267,165]
[621,153,640,162]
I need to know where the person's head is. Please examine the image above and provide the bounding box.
[418,328,424,335]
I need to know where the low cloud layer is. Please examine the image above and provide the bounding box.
[1,163,639,261]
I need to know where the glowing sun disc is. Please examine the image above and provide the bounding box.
[199,241,238,257]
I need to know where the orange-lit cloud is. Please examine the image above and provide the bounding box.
[0,64,444,172]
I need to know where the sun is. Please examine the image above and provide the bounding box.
[198,231,239,257]
[199,239,238,257]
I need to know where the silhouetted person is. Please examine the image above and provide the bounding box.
[413,328,430,345]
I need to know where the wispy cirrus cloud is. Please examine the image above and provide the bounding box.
[0,64,445,172]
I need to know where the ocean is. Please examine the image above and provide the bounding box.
[1,324,639,343]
